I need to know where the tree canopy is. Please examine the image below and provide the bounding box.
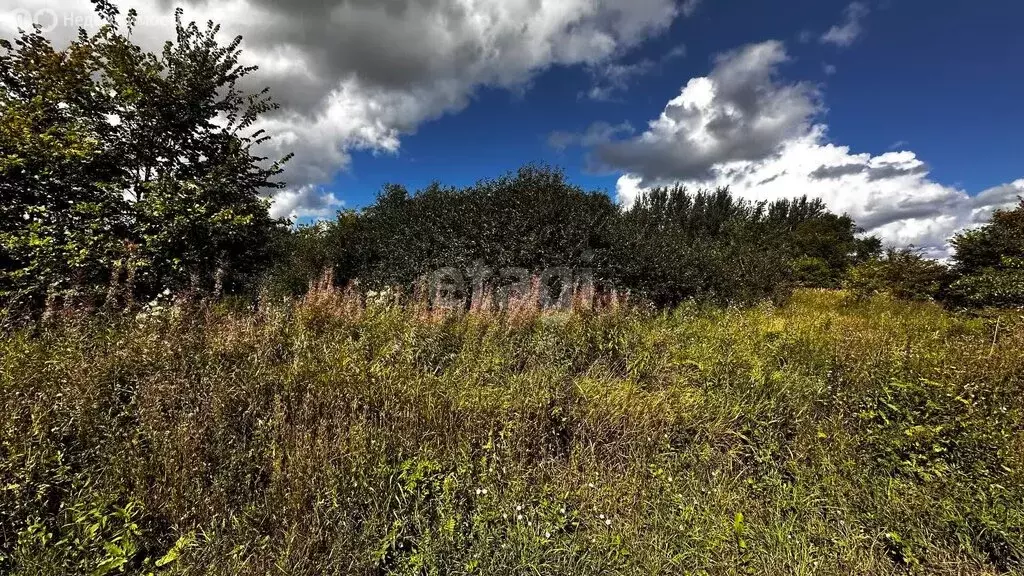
[271,166,881,307]
[0,1,288,312]
[948,199,1024,307]
[2,1,1019,314]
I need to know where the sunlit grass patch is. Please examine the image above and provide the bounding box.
[2,291,1022,574]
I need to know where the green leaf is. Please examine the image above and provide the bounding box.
[91,556,126,576]
[155,531,195,567]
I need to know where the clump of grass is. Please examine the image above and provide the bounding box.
[1,291,1022,574]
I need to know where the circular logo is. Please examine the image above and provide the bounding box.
[9,8,59,33]
[34,8,59,33]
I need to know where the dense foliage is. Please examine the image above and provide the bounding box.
[949,199,1024,307]
[0,3,287,312]
[4,4,1020,313]
[270,166,880,307]
[2,292,1022,575]
[845,248,952,301]
[607,185,879,305]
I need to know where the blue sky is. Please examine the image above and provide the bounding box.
[339,0,1023,208]
[4,0,1022,254]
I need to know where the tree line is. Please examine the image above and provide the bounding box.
[2,1,1022,314]
[265,167,882,307]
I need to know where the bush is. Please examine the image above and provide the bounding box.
[948,257,1024,309]
[846,248,950,301]
[269,172,879,308]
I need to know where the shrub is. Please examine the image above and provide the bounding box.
[846,248,950,301]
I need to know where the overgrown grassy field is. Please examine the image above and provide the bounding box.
[2,291,1022,575]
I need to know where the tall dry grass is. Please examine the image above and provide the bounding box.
[1,291,1022,574]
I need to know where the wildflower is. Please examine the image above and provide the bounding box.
[517,514,523,521]
[599,514,605,519]
[604,519,611,526]
[544,532,551,538]
[516,505,522,511]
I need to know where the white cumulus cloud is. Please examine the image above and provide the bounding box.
[592,41,1022,257]
[1,0,686,220]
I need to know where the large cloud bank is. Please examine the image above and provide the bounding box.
[587,41,1021,257]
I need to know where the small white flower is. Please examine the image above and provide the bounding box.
[588,483,595,488]
[516,505,522,511]
[527,521,532,527]
[517,514,523,521]
[604,519,611,526]
[599,514,605,519]
[481,489,487,495]
[544,532,551,538]
[560,507,566,514]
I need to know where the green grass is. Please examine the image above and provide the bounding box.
[2,291,1023,575]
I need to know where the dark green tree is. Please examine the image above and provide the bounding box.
[0,1,288,311]
[948,199,1024,307]
[346,165,617,291]
[605,187,877,305]
[264,211,361,298]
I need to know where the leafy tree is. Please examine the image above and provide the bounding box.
[787,213,881,287]
[605,187,877,305]
[0,1,288,311]
[346,165,617,291]
[951,199,1024,275]
[265,172,884,308]
[0,26,127,308]
[948,199,1024,307]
